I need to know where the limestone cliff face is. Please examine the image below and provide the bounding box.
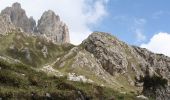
[1,2,36,33]
[83,32,129,76]
[37,10,70,43]
[0,2,70,43]
[54,31,169,99]
[0,14,15,35]
[52,32,170,98]
[82,32,170,81]
[81,32,170,99]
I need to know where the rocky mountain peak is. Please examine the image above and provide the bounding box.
[1,2,36,33]
[83,32,129,75]
[12,2,21,9]
[42,10,60,21]
[0,2,70,43]
[82,32,170,99]
[84,32,121,45]
[37,10,70,43]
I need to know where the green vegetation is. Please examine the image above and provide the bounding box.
[0,31,74,67]
[0,55,136,100]
[0,31,139,99]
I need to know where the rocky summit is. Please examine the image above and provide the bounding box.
[82,32,170,99]
[0,2,70,43]
[0,2,170,100]
[38,10,70,43]
[1,2,36,33]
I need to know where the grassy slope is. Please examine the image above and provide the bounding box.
[0,55,136,100]
[0,31,138,99]
[53,34,139,94]
[0,31,74,67]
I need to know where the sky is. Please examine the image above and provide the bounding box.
[0,0,170,57]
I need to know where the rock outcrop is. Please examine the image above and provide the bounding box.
[53,32,170,98]
[81,32,170,99]
[83,32,129,76]
[0,14,15,35]
[82,32,170,81]
[1,2,36,33]
[0,2,70,43]
[139,65,170,100]
[37,10,70,43]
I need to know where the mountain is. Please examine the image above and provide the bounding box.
[0,2,170,100]
[82,32,170,99]
[1,2,36,33]
[37,10,70,43]
[55,32,170,99]
[0,2,69,43]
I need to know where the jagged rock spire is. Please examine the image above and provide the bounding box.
[1,2,36,33]
[37,10,70,43]
[0,2,70,43]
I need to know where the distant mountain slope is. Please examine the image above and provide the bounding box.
[1,2,36,33]
[0,2,70,43]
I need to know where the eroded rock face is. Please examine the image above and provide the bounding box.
[37,10,70,43]
[0,2,70,43]
[0,14,15,35]
[133,46,170,80]
[140,66,170,100]
[81,32,170,99]
[82,32,170,80]
[83,32,128,75]
[1,2,36,33]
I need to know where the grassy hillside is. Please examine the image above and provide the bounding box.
[0,31,137,99]
[0,31,74,67]
[0,55,136,100]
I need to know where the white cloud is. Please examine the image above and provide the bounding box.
[131,18,147,43]
[141,32,170,57]
[152,11,164,19]
[152,11,170,19]
[0,0,109,45]
[136,29,146,42]
[134,18,146,25]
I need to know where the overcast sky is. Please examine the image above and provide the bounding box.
[0,0,170,57]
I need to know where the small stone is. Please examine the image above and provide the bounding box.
[45,93,51,98]
[136,95,148,100]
